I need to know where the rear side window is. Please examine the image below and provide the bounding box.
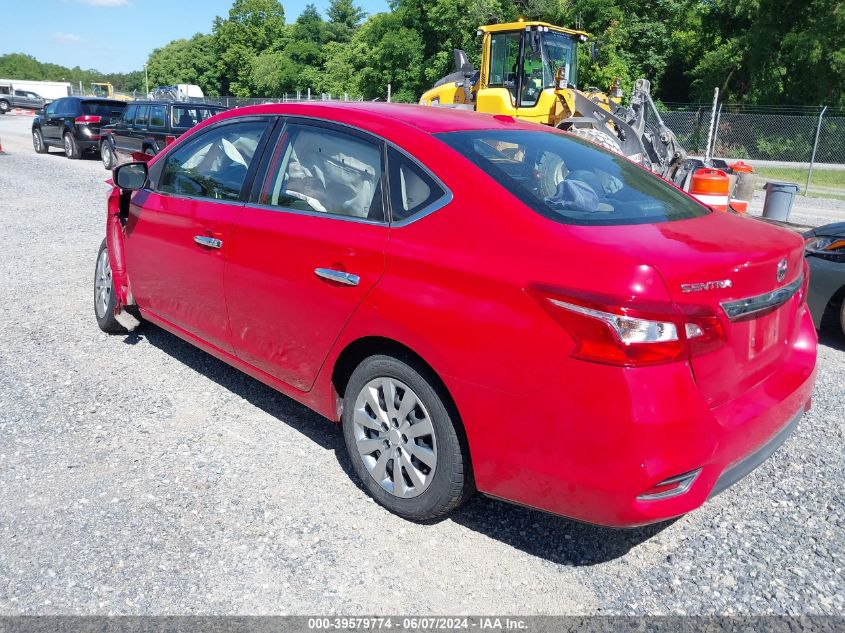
[149,105,166,128]
[260,124,384,221]
[387,147,446,222]
[81,100,126,119]
[157,120,267,202]
[438,129,709,226]
[172,106,219,129]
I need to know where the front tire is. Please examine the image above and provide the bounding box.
[840,300,845,339]
[0,100,9,114]
[64,132,81,159]
[94,239,125,334]
[32,129,47,154]
[342,355,472,521]
[567,126,624,155]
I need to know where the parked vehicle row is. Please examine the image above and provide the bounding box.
[30,97,225,163]
[100,100,226,169]
[95,102,817,527]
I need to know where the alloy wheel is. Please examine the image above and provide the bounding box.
[64,135,72,158]
[353,377,437,499]
[32,131,41,152]
[95,248,112,319]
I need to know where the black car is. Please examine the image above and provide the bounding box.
[804,222,845,337]
[31,97,127,159]
[100,100,226,169]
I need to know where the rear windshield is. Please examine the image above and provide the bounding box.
[82,101,127,118]
[172,105,224,129]
[437,129,709,226]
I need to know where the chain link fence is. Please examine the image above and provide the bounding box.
[658,103,845,199]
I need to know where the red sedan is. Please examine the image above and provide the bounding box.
[94,103,817,527]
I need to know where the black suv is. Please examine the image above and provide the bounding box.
[100,100,226,169]
[32,97,127,159]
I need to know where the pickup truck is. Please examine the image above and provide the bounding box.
[0,85,46,114]
[100,100,226,169]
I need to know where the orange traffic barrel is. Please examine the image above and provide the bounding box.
[689,168,730,211]
[729,199,748,214]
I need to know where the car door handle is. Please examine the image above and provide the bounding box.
[315,268,360,286]
[194,235,223,249]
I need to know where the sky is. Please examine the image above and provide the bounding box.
[1,0,390,74]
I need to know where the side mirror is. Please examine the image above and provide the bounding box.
[590,42,600,63]
[114,162,148,191]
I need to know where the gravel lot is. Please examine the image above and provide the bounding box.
[0,114,843,616]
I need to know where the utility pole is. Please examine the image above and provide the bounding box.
[144,64,149,95]
[806,105,828,195]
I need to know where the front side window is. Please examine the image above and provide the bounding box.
[438,129,709,226]
[261,124,384,221]
[158,121,267,201]
[387,148,446,222]
[123,104,138,124]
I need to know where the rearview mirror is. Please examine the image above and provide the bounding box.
[114,162,148,191]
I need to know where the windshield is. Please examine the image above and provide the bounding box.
[542,32,577,88]
[520,31,578,107]
[438,129,709,226]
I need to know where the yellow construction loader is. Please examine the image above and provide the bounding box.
[420,21,689,186]
[90,83,132,102]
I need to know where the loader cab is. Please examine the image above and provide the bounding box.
[477,22,587,124]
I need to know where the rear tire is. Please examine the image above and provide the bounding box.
[32,129,47,154]
[342,354,473,521]
[101,141,115,169]
[94,238,126,334]
[64,132,81,159]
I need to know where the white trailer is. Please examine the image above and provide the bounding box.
[0,79,72,101]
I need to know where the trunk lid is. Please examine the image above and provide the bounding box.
[567,212,806,406]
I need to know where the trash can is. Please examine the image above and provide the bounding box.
[730,161,756,202]
[762,182,800,221]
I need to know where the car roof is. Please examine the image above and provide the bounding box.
[224,102,547,135]
[128,100,225,107]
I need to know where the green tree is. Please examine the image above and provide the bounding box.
[212,0,286,96]
[146,34,220,95]
[326,0,367,43]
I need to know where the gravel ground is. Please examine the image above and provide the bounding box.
[0,115,843,616]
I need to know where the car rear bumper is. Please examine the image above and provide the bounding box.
[450,305,817,528]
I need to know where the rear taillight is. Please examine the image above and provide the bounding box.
[799,259,810,304]
[75,115,102,124]
[530,287,727,367]
[165,135,176,146]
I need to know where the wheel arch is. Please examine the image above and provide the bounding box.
[330,335,472,471]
